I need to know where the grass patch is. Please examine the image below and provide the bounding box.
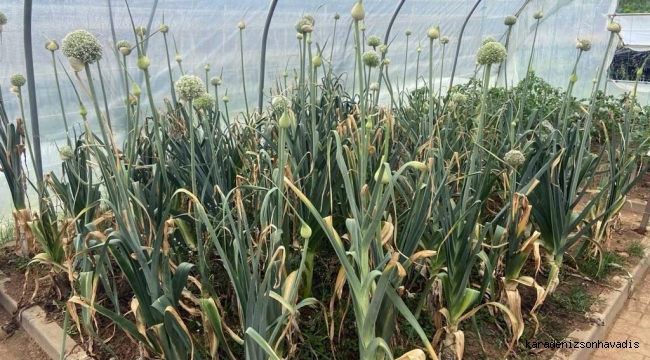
[579,251,624,280]
[552,285,601,314]
[0,217,14,246]
[627,241,646,258]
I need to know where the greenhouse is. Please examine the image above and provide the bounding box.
[0,0,649,359]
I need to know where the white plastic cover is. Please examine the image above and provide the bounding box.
[0,0,622,214]
[615,14,650,51]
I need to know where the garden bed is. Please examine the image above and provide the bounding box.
[0,247,138,360]
[0,212,646,360]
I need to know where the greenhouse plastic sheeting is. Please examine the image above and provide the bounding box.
[0,0,619,214]
[615,14,650,51]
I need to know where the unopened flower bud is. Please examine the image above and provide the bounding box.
[68,57,85,72]
[278,110,292,128]
[533,10,543,20]
[576,39,592,52]
[116,40,132,56]
[45,40,59,52]
[79,104,88,117]
[205,63,210,72]
[607,21,621,33]
[312,55,322,67]
[210,77,222,86]
[132,82,141,96]
[569,74,578,83]
[137,55,151,69]
[300,223,312,239]
[504,15,517,26]
[351,2,365,21]
[136,26,146,37]
[427,27,440,40]
[374,163,391,184]
[159,24,169,33]
[379,44,388,54]
[237,21,246,30]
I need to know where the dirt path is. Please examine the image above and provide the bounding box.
[593,272,650,359]
[0,306,48,359]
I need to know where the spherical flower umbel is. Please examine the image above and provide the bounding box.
[194,93,215,110]
[379,44,388,54]
[61,30,103,64]
[272,95,291,111]
[210,77,222,86]
[451,93,468,104]
[576,39,592,52]
[45,40,59,52]
[405,30,412,36]
[59,145,74,161]
[303,14,315,26]
[295,18,311,33]
[476,41,506,65]
[10,74,26,87]
[482,36,497,45]
[504,150,526,168]
[175,75,205,101]
[159,24,169,34]
[504,15,517,26]
[362,51,380,67]
[367,35,382,48]
[116,40,132,56]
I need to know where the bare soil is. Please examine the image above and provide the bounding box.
[0,305,48,359]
